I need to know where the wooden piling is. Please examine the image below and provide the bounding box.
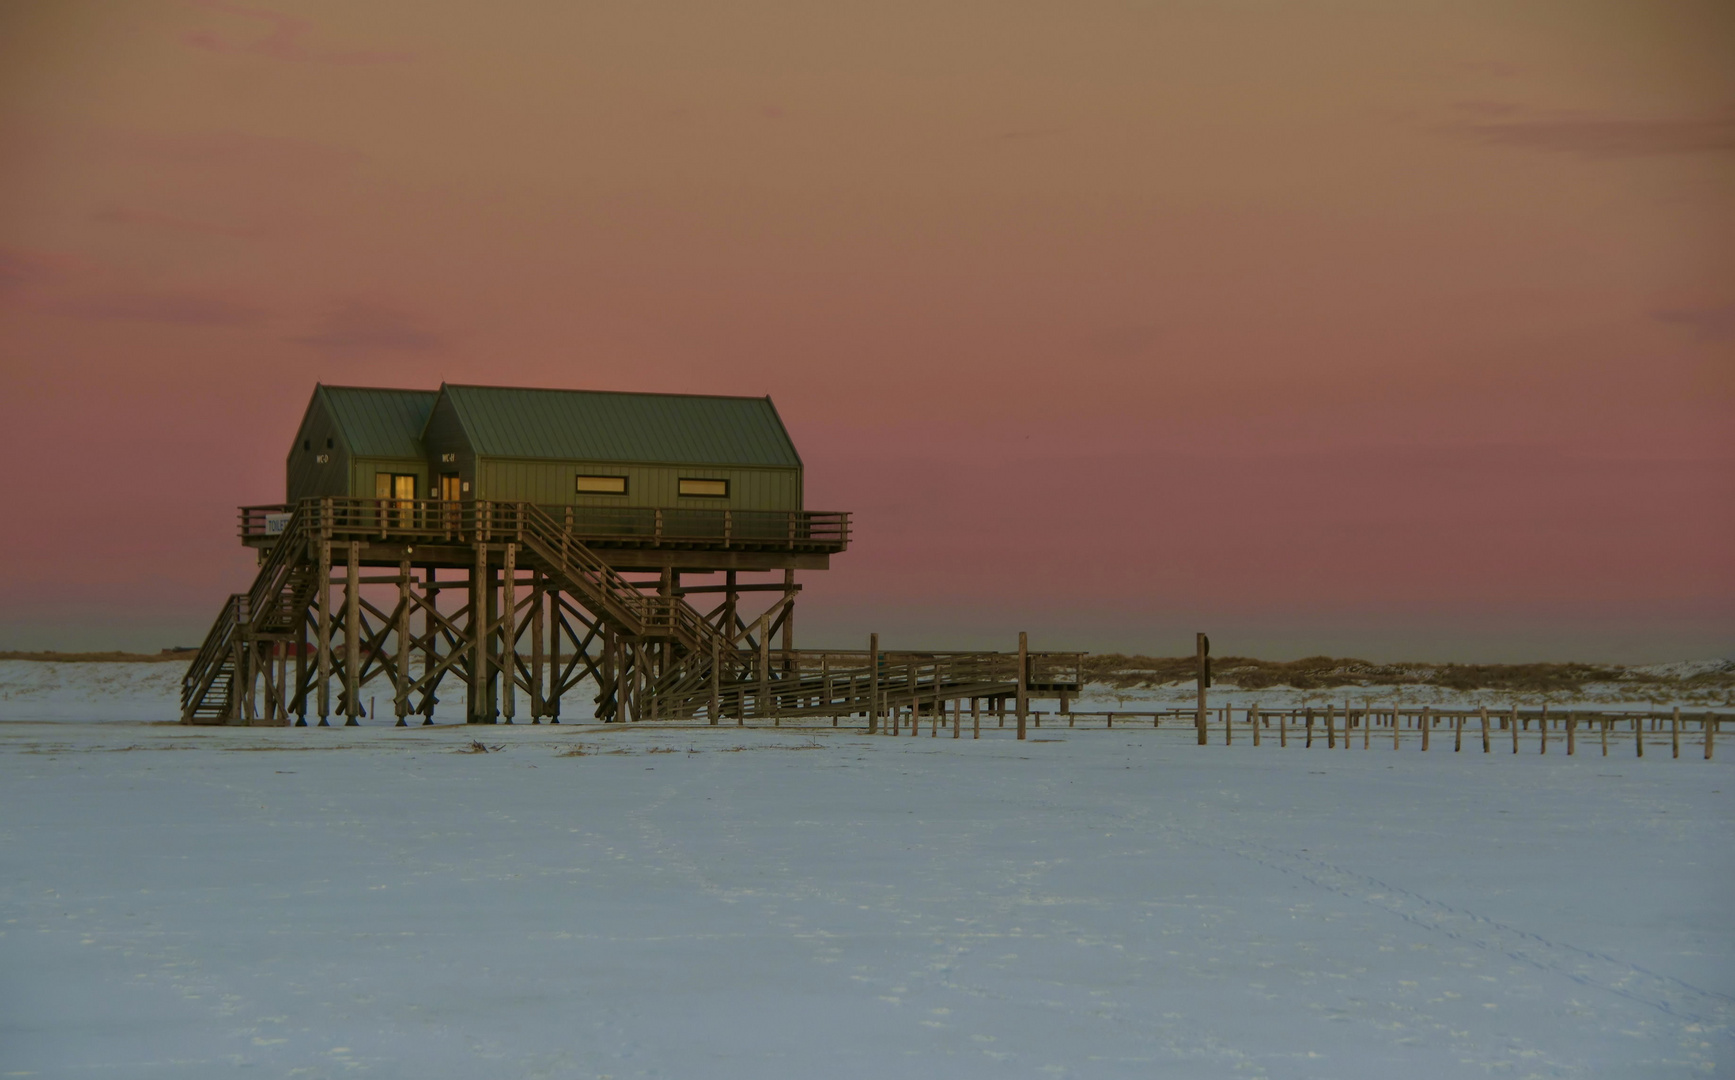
[395,557,411,725]
[1479,706,1490,753]
[1421,706,1431,751]
[1251,704,1261,747]
[1672,706,1680,759]
[868,633,879,734]
[344,541,361,725]
[501,543,516,724]
[1325,705,1335,749]
[316,538,332,725]
[1017,631,1029,741]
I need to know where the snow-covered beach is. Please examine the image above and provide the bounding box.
[2,672,1731,1078]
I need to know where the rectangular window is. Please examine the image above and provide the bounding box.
[575,475,628,495]
[678,478,729,498]
[375,473,417,499]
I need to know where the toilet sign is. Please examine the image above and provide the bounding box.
[264,513,292,536]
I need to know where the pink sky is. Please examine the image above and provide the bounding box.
[1,1,1731,660]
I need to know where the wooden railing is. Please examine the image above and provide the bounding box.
[650,648,1086,721]
[181,593,244,718]
[239,499,850,552]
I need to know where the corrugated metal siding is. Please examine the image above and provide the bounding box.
[322,386,437,458]
[478,460,800,510]
[444,385,801,467]
[353,458,430,499]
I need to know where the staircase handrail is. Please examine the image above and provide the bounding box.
[245,501,312,630]
[181,593,243,714]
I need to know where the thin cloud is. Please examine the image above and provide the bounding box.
[0,248,61,297]
[182,0,411,65]
[1454,112,1735,157]
[292,300,440,353]
[115,128,362,174]
[53,291,264,326]
[92,207,265,239]
[1653,304,1735,342]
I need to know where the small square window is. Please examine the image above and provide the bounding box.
[678,478,729,498]
[576,475,628,495]
[303,439,310,451]
[326,437,334,449]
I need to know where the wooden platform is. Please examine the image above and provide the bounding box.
[239,500,848,571]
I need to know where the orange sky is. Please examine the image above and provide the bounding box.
[1,1,1731,659]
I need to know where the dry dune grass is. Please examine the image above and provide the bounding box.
[1084,654,1734,693]
[0,651,186,663]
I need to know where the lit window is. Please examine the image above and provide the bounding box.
[576,475,628,495]
[678,478,728,498]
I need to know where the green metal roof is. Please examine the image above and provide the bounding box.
[437,385,802,468]
[320,386,437,458]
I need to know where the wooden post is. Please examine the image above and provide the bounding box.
[1325,704,1335,749]
[1453,711,1462,752]
[759,628,771,722]
[545,584,560,723]
[1479,706,1490,753]
[1421,706,1430,751]
[1601,715,1609,756]
[530,571,545,723]
[1194,632,1209,746]
[1635,714,1644,758]
[1672,706,1680,759]
[1362,704,1370,749]
[1706,712,1715,760]
[344,541,361,725]
[709,636,721,726]
[1251,704,1261,747]
[1280,709,1288,747]
[953,695,961,739]
[294,605,308,726]
[421,568,440,725]
[1017,632,1029,741]
[471,541,488,724]
[1566,711,1575,755]
[316,538,332,725]
[1225,703,1233,745]
[868,633,880,734]
[395,557,411,725]
[1392,705,1400,750]
[1305,708,1314,749]
[972,696,980,740]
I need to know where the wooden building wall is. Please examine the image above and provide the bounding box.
[475,459,801,511]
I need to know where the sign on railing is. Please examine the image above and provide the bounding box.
[264,513,292,536]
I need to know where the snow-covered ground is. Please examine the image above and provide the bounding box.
[2,702,1731,1078]
[3,659,1730,728]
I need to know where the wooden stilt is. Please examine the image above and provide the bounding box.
[395,557,411,725]
[502,543,516,724]
[344,541,361,725]
[316,538,332,725]
[530,570,544,723]
[471,541,488,723]
[547,585,561,723]
[1017,632,1028,741]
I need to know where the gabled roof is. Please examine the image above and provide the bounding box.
[432,384,802,468]
[317,385,437,458]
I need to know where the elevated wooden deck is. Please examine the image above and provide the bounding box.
[240,499,850,571]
